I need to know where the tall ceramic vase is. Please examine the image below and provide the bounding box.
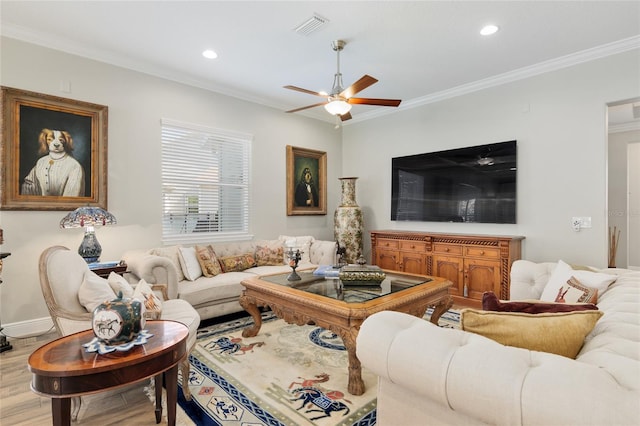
[334,177,364,264]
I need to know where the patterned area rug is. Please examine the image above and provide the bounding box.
[177,308,459,425]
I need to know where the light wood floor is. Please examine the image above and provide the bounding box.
[0,331,193,425]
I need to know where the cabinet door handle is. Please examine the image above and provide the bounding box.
[444,247,449,252]
[480,250,485,255]
[411,245,415,249]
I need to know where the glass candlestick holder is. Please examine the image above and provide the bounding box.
[285,248,302,281]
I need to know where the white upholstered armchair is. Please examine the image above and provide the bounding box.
[38,246,200,416]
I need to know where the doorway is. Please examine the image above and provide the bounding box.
[607,99,640,270]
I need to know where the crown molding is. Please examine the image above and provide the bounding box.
[3,23,638,126]
[350,35,640,124]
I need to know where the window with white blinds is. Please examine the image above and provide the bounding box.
[161,119,252,244]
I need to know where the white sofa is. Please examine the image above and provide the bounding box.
[357,260,640,425]
[122,237,336,321]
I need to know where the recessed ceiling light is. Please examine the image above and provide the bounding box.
[480,24,499,36]
[202,49,218,59]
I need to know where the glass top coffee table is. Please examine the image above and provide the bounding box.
[239,269,452,395]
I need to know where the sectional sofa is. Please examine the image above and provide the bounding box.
[122,236,336,321]
[357,260,640,425]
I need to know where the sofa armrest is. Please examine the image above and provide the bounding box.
[309,240,337,265]
[357,310,636,426]
[121,250,179,299]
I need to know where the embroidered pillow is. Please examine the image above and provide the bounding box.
[150,245,185,282]
[177,246,203,281]
[461,308,603,359]
[554,276,599,304]
[78,273,116,313]
[195,245,223,277]
[107,272,135,298]
[254,245,284,266]
[540,260,616,302]
[219,253,257,272]
[482,291,598,314]
[133,279,163,320]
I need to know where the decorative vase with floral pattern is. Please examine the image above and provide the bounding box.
[334,177,364,264]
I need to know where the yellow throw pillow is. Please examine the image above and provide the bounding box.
[461,309,603,359]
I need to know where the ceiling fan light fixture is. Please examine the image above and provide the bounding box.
[324,98,351,116]
[477,156,495,166]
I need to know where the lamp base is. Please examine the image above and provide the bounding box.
[79,229,102,264]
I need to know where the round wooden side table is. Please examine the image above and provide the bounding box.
[28,320,188,426]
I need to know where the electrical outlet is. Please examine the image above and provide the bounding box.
[571,217,582,231]
[571,217,592,231]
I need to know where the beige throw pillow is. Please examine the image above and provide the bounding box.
[79,272,116,313]
[278,235,314,263]
[178,246,203,281]
[540,260,616,302]
[461,308,603,359]
[107,272,135,298]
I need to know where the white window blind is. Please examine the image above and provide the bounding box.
[161,119,252,244]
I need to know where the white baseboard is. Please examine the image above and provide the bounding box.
[2,317,55,340]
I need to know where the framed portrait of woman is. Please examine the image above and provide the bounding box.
[286,145,326,216]
[0,87,108,210]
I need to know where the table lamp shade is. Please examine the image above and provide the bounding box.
[60,206,116,263]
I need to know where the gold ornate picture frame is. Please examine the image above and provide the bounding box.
[286,145,326,216]
[0,87,108,210]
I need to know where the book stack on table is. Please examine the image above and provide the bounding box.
[338,265,386,286]
[313,265,341,278]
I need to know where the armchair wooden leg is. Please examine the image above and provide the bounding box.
[180,359,192,401]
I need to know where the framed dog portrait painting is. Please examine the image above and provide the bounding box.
[286,145,326,216]
[0,87,108,210]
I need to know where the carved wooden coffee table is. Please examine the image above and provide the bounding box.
[240,270,452,396]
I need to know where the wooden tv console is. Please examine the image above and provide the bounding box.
[371,230,524,308]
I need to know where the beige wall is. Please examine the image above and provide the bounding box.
[0,37,342,332]
[342,50,640,266]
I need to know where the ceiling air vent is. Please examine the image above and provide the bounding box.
[293,14,329,36]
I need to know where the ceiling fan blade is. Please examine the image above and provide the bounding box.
[340,112,353,121]
[340,75,378,99]
[348,97,402,107]
[285,102,328,113]
[283,85,326,97]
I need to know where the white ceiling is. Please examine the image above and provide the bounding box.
[1,1,639,124]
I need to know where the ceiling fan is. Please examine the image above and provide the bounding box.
[284,40,401,121]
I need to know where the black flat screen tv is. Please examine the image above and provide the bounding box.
[391,141,517,223]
